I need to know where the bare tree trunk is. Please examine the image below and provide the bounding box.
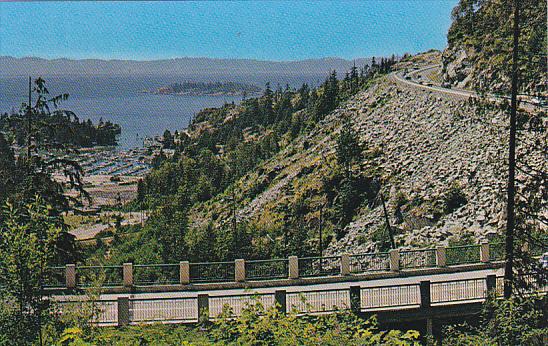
[380,192,396,249]
[27,76,32,158]
[504,0,520,299]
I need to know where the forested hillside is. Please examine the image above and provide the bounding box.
[87,57,400,264]
[442,0,546,94]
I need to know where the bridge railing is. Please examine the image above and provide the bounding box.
[446,244,482,265]
[134,264,179,286]
[287,287,350,313]
[360,283,420,310]
[55,272,547,327]
[431,277,486,304]
[43,266,66,289]
[298,255,341,278]
[245,259,289,280]
[51,241,541,290]
[189,261,235,283]
[399,248,437,269]
[489,242,505,262]
[76,265,124,288]
[349,252,390,273]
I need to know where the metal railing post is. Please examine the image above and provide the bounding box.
[235,259,245,282]
[275,290,287,313]
[436,246,446,267]
[289,256,299,279]
[180,261,190,285]
[117,297,130,326]
[350,285,361,313]
[480,241,490,263]
[123,263,133,287]
[389,249,400,272]
[66,264,76,289]
[340,254,350,276]
[420,280,431,308]
[198,294,209,323]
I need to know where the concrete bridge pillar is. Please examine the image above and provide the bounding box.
[389,249,400,272]
[235,259,245,282]
[480,241,490,263]
[340,254,350,276]
[123,263,133,287]
[436,246,446,267]
[66,264,76,289]
[289,256,299,279]
[180,261,190,285]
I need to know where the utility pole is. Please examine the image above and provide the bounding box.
[318,204,324,256]
[231,184,237,235]
[27,76,32,158]
[380,192,396,249]
[504,0,520,299]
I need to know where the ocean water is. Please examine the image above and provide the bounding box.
[1,74,326,149]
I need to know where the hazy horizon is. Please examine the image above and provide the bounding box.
[2,55,371,63]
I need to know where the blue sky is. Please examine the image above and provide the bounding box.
[0,1,458,61]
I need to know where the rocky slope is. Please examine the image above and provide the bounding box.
[188,52,545,255]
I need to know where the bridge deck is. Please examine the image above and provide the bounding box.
[55,267,542,326]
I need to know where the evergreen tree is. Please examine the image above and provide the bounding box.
[162,129,175,149]
[261,83,274,125]
[0,134,16,202]
[0,197,63,344]
[336,116,362,178]
[315,71,339,119]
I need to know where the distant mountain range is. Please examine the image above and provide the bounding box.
[0,56,372,78]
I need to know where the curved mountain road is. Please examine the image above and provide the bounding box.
[392,65,475,100]
[391,65,543,112]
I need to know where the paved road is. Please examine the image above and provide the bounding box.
[392,65,543,112]
[392,65,475,100]
[56,267,503,301]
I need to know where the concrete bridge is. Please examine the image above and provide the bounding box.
[51,242,545,333]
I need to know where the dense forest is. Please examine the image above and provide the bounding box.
[85,56,400,265]
[150,80,261,96]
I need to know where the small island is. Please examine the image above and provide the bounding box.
[145,81,262,96]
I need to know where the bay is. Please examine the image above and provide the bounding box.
[0,73,325,149]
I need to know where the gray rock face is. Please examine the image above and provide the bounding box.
[443,48,473,88]
[325,76,545,255]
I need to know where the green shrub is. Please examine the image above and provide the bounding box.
[443,295,547,346]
